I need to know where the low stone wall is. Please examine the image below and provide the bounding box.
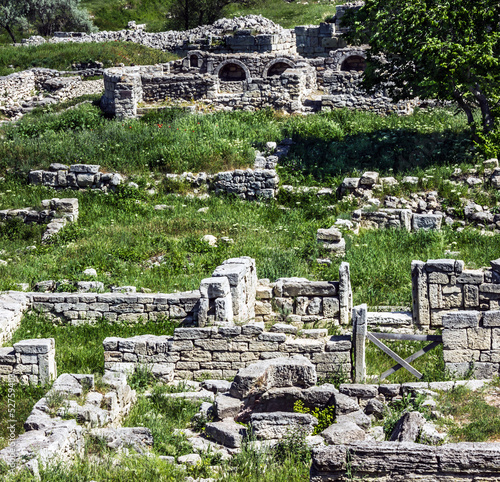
[0,338,56,385]
[412,258,500,328]
[255,262,352,327]
[0,292,31,344]
[352,208,443,232]
[0,197,78,242]
[29,291,201,325]
[29,164,123,191]
[214,169,279,200]
[310,441,500,481]
[442,310,500,379]
[321,70,415,115]
[103,323,352,381]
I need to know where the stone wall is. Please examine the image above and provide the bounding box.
[29,164,123,191]
[412,258,500,329]
[311,441,500,481]
[294,23,345,57]
[0,292,30,344]
[0,338,56,385]
[29,291,201,325]
[0,197,79,242]
[352,208,443,232]
[442,310,500,379]
[214,169,279,200]
[103,323,352,381]
[255,262,353,327]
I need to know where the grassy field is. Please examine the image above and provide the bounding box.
[0,104,476,177]
[0,42,177,76]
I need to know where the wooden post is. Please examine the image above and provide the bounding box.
[353,304,367,383]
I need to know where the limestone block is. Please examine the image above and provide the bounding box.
[467,327,491,350]
[282,281,338,297]
[200,277,231,298]
[70,164,100,174]
[425,259,457,273]
[359,171,379,187]
[316,228,342,243]
[442,311,480,329]
[230,355,317,399]
[442,329,467,350]
[250,412,317,440]
[443,349,480,363]
[205,420,246,448]
[464,284,479,308]
[412,213,442,231]
[484,311,500,327]
[442,285,463,309]
[428,284,443,309]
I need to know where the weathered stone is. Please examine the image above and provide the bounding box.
[390,411,425,442]
[205,420,246,448]
[320,421,365,445]
[250,412,317,439]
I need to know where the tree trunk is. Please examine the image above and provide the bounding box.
[453,89,479,141]
[4,25,17,43]
[471,83,494,134]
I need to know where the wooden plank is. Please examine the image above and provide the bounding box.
[366,332,423,379]
[370,333,442,342]
[379,341,441,381]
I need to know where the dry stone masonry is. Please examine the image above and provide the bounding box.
[0,338,56,385]
[0,197,79,242]
[442,310,500,379]
[412,258,500,329]
[103,324,352,382]
[29,164,123,191]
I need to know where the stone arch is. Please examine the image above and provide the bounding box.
[264,58,296,77]
[340,55,366,72]
[214,59,251,82]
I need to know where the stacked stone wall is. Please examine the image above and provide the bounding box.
[442,310,500,379]
[0,292,30,344]
[311,441,500,481]
[352,208,443,232]
[103,324,352,381]
[295,23,346,57]
[29,164,123,191]
[0,338,56,385]
[255,263,352,328]
[29,291,201,325]
[412,258,500,329]
[214,169,279,200]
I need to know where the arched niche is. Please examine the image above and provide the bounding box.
[340,55,366,72]
[264,58,295,77]
[214,60,251,82]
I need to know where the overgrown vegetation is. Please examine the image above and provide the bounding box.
[0,42,177,76]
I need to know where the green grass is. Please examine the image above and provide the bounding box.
[9,312,179,375]
[0,383,47,450]
[0,42,177,76]
[0,105,476,179]
[436,383,500,442]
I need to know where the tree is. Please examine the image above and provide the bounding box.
[28,0,97,36]
[342,0,500,144]
[0,0,29,43]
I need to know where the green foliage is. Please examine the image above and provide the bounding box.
[28,0,97,37]
[273,428,310,465]
[293,399,335,435]
[127,364,155,393]
[0,217,45,243]
[0,42,177,76]
[343,0,500,153]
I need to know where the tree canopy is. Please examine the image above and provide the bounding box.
[342,0,500,146]
[0,0,96,43]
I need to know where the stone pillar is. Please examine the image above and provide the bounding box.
[101,68,143,119]
[198,277,233,326]
[213,257,257,322]
[412,260,430,329]
[352,304,367,383]
[339,262,352,325]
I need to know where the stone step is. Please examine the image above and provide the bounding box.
[366,311,413,326]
